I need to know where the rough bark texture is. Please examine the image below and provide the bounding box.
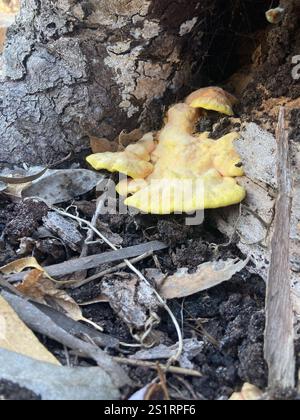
[0,0,217,165]
[264,109,295,390]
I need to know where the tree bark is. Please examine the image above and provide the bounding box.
[0,0,215,165]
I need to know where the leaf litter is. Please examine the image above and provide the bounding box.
[0,86,280,400]
[0,151,265,401]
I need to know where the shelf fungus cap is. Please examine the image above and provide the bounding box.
[186,87,237,116]
[124,172,245,214]
[87,90,246,215]
[123,130,245,214]
[86,133,156,179]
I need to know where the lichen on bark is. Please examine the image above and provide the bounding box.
[0,0,213,165]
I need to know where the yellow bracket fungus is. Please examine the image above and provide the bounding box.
[87,88,246,214]
[86,133,156,179]
[186,86,237,116]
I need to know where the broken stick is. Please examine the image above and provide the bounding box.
[7,241,167,282]
[1,291,130,388]
[264,108,295,389]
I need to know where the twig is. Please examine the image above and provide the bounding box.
[34,301,119,349]
[52,207,184,366]
[1,290,130,388]
[0,274,120,350]
[7,241,167,282]
[264,107,295,389]
[113,357,202,378]
[0,275,25,298]
[48,152,73,169]
[80,192,108,259]
[70,251,153,289]
[0,153,73,185]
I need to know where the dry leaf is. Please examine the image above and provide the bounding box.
[16,270,103,331]
[118,128,144,148]
[22,169,104,205]
[90,136,119,154]
[151,258,249,300]
[0,166,48,185]
[230,383,263,400]
[129,383,168,401]
[145,383,169,401]
[0,166,48,198]
[0,295,59,365]
[129,371,169,401]
[0,257,51,278]
[5,182,33,199]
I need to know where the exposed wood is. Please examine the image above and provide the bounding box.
[213,121,300,319]
[7,240,168,282]
[264,108,295,389]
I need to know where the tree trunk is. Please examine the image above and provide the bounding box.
[0,0,215,165]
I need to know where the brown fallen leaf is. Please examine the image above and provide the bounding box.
[0,295,59,365]
[230,383,263,401]
[118,128,144,148]
[0,257,51,278]
[149,258,249,300]
[16,269,103,331]
[90,136,119,154]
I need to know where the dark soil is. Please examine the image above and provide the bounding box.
[0,197,268,400]
[4,199,48,245]
[77,212,267,400]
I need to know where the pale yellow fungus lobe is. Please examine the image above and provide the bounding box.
[186,86,237,116]
[86,133,156,179]
[87,88,246,214]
